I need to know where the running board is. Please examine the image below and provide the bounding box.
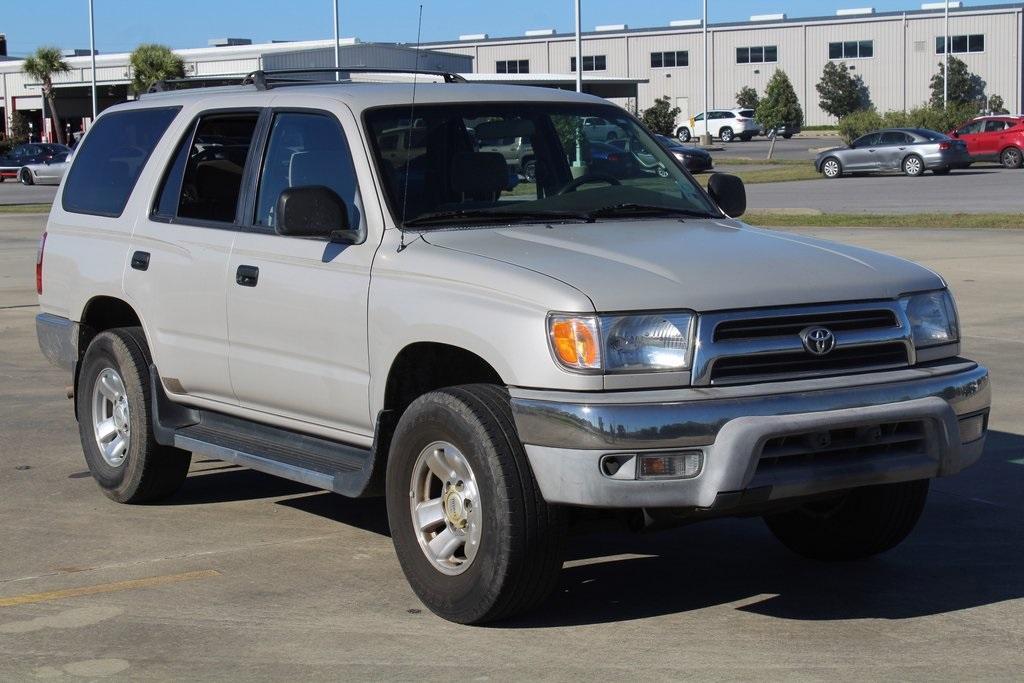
[149,366,386,498]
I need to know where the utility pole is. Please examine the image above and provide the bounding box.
[333,0,341,80]
[700,0,711,145]
[574,0,582,93]
[88,0,97,121]
[943,0,949,107]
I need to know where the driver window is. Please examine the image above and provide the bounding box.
[694,113,705,122]
[853,133,879,147]
[254,112,361,231]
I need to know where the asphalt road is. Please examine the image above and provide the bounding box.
[1,214,1023,679]
[0,181,57,206]
[709,134,835,162]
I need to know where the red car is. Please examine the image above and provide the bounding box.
[949,116,1024,168]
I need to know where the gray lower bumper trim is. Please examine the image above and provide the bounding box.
[36,313,78,372]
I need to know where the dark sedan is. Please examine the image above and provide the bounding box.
[654,134,714,173]
[815,128,969,178]
[0,143,71,181]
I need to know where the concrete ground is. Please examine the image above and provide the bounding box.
[0,181,57,206]
[2,214,1023,679]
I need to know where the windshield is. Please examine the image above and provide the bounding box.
[365,102,718,227]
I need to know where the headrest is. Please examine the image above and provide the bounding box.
[450,152,508,198]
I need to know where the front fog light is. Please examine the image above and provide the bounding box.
[958,413,987,444]
[638,451,703,480]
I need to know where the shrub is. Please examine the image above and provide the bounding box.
[736,86,759,109]
[641,96,681,136]
[838,108,883,144]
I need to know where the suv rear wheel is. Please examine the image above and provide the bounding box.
[719,127,735,143]
[1001,146,1023,169]
[763,479,929,561]
[385,384,566,624]
[76,328,191,503]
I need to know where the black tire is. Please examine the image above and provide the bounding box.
[385,384,567,624]
[676,127,691,143]
[19,168,33,185]
[932,168,951,175]
[782,133,793,139]
[76,327,191,503]
[739,134,753,142]
[764,479,929,561]
[1001,146,1023,169]
[719,127,735,143]
[902,154,925,177]
[820,156,842,179]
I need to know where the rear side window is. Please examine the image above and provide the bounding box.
[153,113,259,224]
[62,107,179,217]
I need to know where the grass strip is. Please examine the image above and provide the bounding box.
[0,203,52,214]
[743,212,1024,229]
[698,165,821,185]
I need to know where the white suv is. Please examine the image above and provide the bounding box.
[676,108,759,143]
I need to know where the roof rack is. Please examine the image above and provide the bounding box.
[241,67,467,89]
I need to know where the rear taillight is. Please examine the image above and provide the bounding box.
[607,153,621,162]
[36,232,46,295]
[939,142,951,150]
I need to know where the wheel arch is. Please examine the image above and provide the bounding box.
[1000,145,1023,166]
[74,296,149,416]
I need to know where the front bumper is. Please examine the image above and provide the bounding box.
[511,360,989,508]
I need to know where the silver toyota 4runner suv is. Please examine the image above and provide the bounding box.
[35,71,990,625]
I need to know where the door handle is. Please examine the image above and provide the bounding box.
[898,147,906,150]
[235,265,259,287]
[130,251,150,271]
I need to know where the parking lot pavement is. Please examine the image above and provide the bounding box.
[708,135,832,161]
[745,166,1024,214]
[0,181,57,205]
[2,213,1023,679]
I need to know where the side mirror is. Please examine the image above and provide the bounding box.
[952,131,961,138]
[276,186,358,243]
[707,173,746,218]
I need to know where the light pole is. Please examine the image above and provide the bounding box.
[88,0,97,121]
[332,0,341,80]
[943,0,949,107]
[574,0,582,93]
[700,0,711,146]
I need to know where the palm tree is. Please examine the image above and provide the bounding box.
[23,47,71,145]
[129,43,185,96]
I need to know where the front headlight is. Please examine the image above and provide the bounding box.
[548,312,695,373]
[900,290,959,347]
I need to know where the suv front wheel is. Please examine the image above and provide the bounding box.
[76,328,191,503]
[719,127,735,143]
[385,384,567,624]
[763,479,929,560]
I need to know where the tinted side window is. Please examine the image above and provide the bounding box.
[854,133,879,147]
[254,112,360,230]
[177,114,259,223]
[984,120,1006,133]
[62,107,179,217]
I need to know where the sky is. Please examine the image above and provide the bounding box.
[0,0,1009,57]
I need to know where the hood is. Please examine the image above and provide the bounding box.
[421,219,944,312]
[816,145,850,158]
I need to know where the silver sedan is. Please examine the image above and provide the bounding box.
[18,151,71,186]
[816,128,970,178]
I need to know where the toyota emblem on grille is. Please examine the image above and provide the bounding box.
[801,327,836,356]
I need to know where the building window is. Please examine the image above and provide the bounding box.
[570,55,607,72]
[650,50,689,68]
[736,45,777,64]
[936,34,984,54]
[496,59,529,74]
[829,40,873,59]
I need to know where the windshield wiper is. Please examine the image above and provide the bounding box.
[586,203,717,219]
[403,208,594,228]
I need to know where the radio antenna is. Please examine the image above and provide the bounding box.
[398,4,424,252]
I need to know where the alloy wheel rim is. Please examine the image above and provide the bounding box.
[906,158,921,175]
[824,160,839,177]
[1006,150,1021,167]
[91,367,131,467]
[408,441,482,576]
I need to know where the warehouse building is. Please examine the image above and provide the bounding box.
[426,2,1024,126]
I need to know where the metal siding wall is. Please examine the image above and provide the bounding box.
[475,42,550,73]
[628,32,703,120]
[548,37,631,76]
[712,26,805,116]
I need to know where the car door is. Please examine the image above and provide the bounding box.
[124,107,261,404]
[225,104,379,437]
[877,131,909,170]
[843,133,880,171]
[979,119,1008,157]
[954,120,986,158]
[38,153,68,182]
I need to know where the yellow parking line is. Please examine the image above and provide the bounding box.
[0,569,220,608]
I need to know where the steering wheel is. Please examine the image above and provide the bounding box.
[557,173,622,194]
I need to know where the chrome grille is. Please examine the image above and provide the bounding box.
[692,301,914,386]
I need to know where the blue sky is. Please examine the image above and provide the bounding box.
[2,0,1008,57]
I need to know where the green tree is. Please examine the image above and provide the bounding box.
[816,61,869,120]
[929,55,985,108]
[23,47,70,145]
[736,85,759,109]
[755,69,803,159]
[988,94,1008,114]
[640,95,681,136]
[130,43,185,96]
